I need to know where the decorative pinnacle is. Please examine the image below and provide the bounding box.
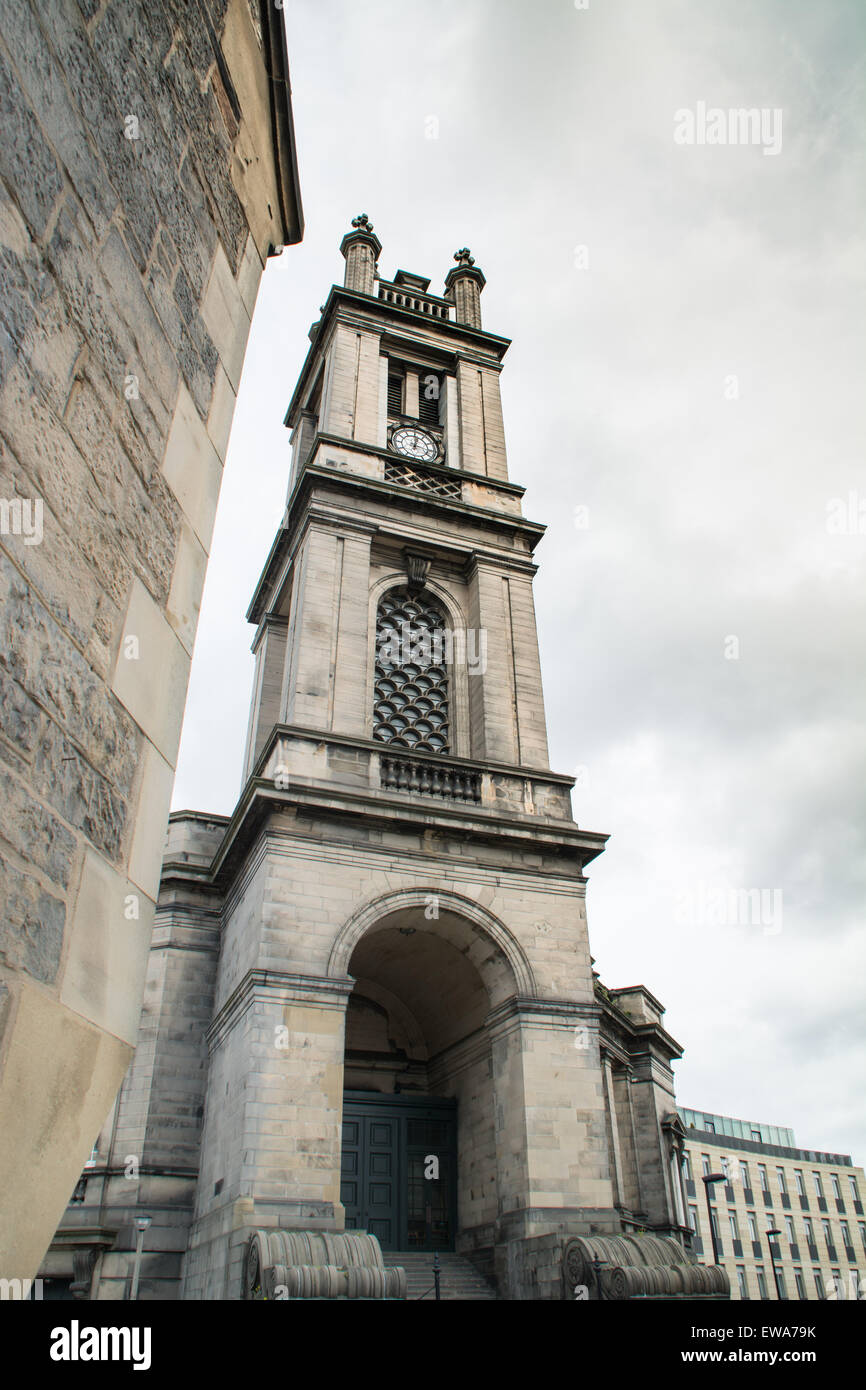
[352,213,374,233]
[453,247,475,267]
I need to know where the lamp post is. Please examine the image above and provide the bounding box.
[765,1227,784,1300]
[129,1215,152,1301]
[701,1173,726,1265]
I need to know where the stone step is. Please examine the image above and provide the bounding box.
[383,1252,498,1300]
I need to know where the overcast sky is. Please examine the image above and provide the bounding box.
[172,0,866,1160]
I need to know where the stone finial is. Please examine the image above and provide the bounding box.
[340,213,382,296]
[444,246,486,329]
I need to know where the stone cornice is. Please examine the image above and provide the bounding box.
[247,455,543,624]
[207,968,354,1053]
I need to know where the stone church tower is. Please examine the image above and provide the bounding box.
[44,218,694,1300]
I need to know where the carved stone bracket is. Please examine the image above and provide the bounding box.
[403,549,432,591]
[71,1247,97,1300]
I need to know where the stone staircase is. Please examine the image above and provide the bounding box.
[383,1251,498,1301]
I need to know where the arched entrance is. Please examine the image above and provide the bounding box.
[332,892,530,1256]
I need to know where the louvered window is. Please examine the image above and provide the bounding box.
[374,589,449,753]
[387,368,404,416]
[418,372,441,427]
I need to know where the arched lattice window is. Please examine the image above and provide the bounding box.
[374,588,449,753]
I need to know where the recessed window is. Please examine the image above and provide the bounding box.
[374,589,450,754]
[418,371,442,428]
[387,365,404,416]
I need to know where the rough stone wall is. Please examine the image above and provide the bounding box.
[0,0,300,1280]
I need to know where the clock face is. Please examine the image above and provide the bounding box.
[391,426,438,462]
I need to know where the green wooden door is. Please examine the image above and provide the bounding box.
[341,1092,457,1251]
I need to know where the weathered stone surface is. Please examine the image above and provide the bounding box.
[31,723,128,864]
[0,0,292,1290]
[0,664,43,762]
[0,551,140,795]
[0,48,63,239]
[0,2,117,240]
[0,765,77,888]
[0,850,65,983]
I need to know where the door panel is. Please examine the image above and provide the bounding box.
[341,1093,457,1251]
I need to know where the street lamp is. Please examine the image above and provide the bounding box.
[765,1227,784,1300]
[129,1214,152,1301]
[701,1173,726,1265]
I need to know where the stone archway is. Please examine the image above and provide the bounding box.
[333,891,532,1268]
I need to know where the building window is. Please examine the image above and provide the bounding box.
[737,1267,748,1298]
[795,1169,806,1197]
[374,589,450,753]
[747,1212,758,1241]
[777,1269,787,1299]
[813,1172,824,1198]
[776,1167,787,1195]
[689,1204,699,1233]
[756,1268,768,1299]
[751,1129,761,1141]
[701,1153,711,1177]
[849,1175,860,1203]
[804,1217,815,1244]
[813,1270,824,1298]
[739,1160,750,1187]
[758,1164,769,1192]
[822,1218,833,1249]
[705,1121,715,1133]
[418,371,442,428]
[794,1269,806,1300]
[840,1220,851,1247]
[709,1207,720,1240]
[729,1212,740,1240]
[831,1173,842,1201]
[720,1155,729,1178]
[858,1221,866,1251]
[683,1152,693,1181]
[784,1215,795,1244]
[387,364,404,416]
